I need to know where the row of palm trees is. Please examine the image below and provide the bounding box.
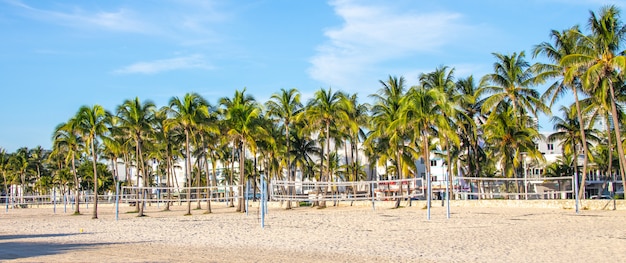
[1,5,625,217]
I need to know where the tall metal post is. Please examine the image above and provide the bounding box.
[524,155,528,200]
[427,171,431,220]
[245,179,249,216]
[445,169,450,219]
[574,171,580,214]
[53,189,56,214]
[115,181,121,221]
[261,177,265,229]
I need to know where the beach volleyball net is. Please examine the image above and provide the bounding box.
[453,176,575,200]
[270,178,425,202]
[120,185,242,204]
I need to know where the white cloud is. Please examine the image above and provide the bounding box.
[113,54,213,74]
[5,0,156,34]
[308,0,473,90]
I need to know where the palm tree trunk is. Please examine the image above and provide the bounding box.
[286,123,292,210]
[237,141,246,212]
[71,152,80,214]
[608,82,626,195]
[138,139,146,217]
[573,87,590,199]
[605,117,613,193]
[165,154,172,211]
[194,157,201,210]
[185,128,192,216]
[204,145,212,214]
[91,139,99,219]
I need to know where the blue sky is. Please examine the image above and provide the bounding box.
[0,0,623,152]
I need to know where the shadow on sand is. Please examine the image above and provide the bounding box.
[0,233,127,260]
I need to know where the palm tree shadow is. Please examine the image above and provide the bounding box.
[0,233,144,261]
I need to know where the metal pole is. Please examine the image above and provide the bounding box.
[53,189,56,214]
[446,169,450,219]
[115,181,121,221]
[261,177,265,229]
[574,172,579,214]
[245,179,249,216]
[524,157,528,200]
[427,171,431,220]
[371,182,375,211]
[612,173,616,210]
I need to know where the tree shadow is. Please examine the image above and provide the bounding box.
[0,233,80,240]
[0,233,143,261]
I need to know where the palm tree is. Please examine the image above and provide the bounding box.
[367,76,407,183]
[265,88,302,209]
[0,148,9,205]
[398,83,453,207]
[167,93,209,216]
[481,51,550,121]
[116,97,156,217]
[533,25,594,200]
[582,77,626,186]
[194,107,219,214]
[220,89,265,212]
[420,66,460,197]
[340,93,369,183]
[53,119,84,214]
[303,88,346,208]
[455,76,487,179]
[74,105,110,219]
[549,105,599,196]
[483,103,543,195]
[562,5,626,191]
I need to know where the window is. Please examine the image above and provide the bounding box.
[547,144,554,151]
[430,160,437,167]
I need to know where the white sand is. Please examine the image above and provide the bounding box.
[1,202,625,262]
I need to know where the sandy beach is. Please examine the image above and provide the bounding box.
[1,201,625,263]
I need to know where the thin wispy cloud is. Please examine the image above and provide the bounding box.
[4,0,230,43]
[113,54,213,75]
[308,0,474,90]
[5,0,156,34]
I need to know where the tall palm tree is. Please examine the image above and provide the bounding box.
[74,105,110,219]
[562,5,626,190]
[398,84,453,207]
[455,76,487,179]
[420,66,460,196]
[533,25,594,199]
[303,88,346,208]
[581,77,626,186]
[53,119,84,214]
[367,76,407,182]
[549,105,600,196]
[116,97,156,217]
[483,103,543,194]
[167,93,209,216]
[265,88,302,209]
[220,89,265,212]
[340,93,369,183]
